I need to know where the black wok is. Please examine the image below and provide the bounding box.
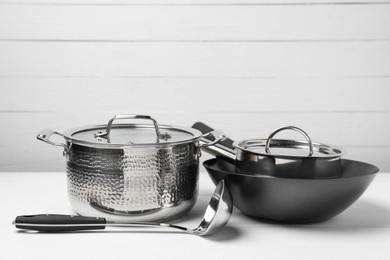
[204,158,378,223]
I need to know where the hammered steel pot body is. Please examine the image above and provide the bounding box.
[65,142,199,222]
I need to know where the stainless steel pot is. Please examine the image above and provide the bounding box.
[193,123,345,178]
[37,115,224,221]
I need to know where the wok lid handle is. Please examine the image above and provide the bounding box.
[265,126,314,156]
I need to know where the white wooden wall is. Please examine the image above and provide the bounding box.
[1,0,389,172]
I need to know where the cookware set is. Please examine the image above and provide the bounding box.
[13,114,379,234]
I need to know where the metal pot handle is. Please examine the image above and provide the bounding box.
[37,129,69,155]
[95,114,171,141]
[265,126,314,156]
[197,131,226,158]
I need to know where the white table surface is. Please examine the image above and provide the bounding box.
[1,170,390,260]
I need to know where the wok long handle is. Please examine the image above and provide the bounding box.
[13,214,107,232]
[192,122,236,163]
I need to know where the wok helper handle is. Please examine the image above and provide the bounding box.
[192,122,236,163]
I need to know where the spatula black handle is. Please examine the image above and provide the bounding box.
[14,214,107,232]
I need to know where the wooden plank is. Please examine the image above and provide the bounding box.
[1,110,389,146]
[1,5,389,41]
[0,42,389,77]
[1,77,390,112]
[1,0,389,5]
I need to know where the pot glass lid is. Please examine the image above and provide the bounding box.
[65,124,201,146]
[63,115,201,146]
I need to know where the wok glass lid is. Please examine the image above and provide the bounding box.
[234,126,345,158]
[234,139,345,158]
